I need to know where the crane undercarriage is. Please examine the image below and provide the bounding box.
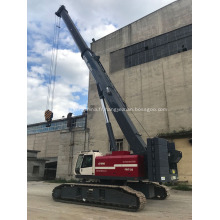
[52,181,169,211]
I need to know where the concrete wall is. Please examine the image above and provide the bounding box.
[27,130,62,158]
[27,127,88,180]
[27,150,39,158]
[56,128,89,180]
[173,138,192,183]
[87,0,192,182]
[27,127,88,179]
[27,159,46,181]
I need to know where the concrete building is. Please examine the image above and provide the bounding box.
[87,0,192,183]
[27,113,88,180]
[27,150,47,181]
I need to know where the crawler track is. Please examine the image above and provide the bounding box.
[52,183,146,211]
[152,182,170,200]
[126,181,170,200]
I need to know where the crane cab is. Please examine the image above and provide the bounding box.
[74,151,102,176]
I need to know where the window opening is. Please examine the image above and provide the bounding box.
[33,166,40,175]
[116,139,123,151]
[81,155,93,168]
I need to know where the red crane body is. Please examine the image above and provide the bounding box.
[95,152,146,178]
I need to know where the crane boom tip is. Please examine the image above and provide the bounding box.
[55,5,67,17]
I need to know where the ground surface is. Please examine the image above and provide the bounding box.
[27,181,192,220]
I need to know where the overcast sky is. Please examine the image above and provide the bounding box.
[27,0,176,124]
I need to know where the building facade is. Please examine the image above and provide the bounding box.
[27,114,88,180]
[87,0,192,183]
[27,150,47,181]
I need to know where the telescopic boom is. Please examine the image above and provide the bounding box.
[55,5,147,154]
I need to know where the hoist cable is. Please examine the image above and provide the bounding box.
[51,17,61,111]
[46,15,58,110]
[46,15,60,111]
[128,107,150,138]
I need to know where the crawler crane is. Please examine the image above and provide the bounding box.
[52,5,182,211]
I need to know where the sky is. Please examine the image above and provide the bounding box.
[27,0,176,125]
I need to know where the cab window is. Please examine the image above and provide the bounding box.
[81,155,93,168]
[75,154,84,169]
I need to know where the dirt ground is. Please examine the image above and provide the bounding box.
[27,181,192,220]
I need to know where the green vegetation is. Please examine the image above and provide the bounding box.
[165,182,192,191]
[157,129,192,139]
[172,184,192,191]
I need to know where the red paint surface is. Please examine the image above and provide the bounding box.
[95,151,146,178]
